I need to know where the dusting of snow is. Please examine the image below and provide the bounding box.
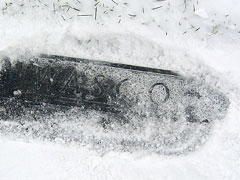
[0,0,240,179]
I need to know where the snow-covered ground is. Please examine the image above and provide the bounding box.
[0,0,240,179]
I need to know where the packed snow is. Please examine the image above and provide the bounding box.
[0,0,240,179]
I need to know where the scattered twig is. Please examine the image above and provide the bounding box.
[53,3,56,13]
[128,14,136,17]
[111,0,118,5]
[95,7,97,20]
[184,0,187,12]
[195,27,200,31]
[77,14,92,17]
[94,2,100,7]
[152,6,163,10]
[61,15,66,21]
[211,26,218,35]
[75,0,81,4]
[72,7,80,11]
[62,4,80,11]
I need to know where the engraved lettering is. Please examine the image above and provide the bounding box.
[149,83,170,104]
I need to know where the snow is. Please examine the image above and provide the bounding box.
[195,9,208,19]
[0,0,240,179]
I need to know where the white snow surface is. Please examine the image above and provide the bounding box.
[0,0,240,179]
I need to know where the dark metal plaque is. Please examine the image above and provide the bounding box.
[0,54,229,154]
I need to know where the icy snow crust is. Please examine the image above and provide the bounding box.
[0,0,240,179]
[0,55,229,155]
